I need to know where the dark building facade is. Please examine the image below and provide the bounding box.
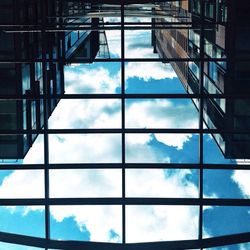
[0,0,100,159]
[152,0,250,158]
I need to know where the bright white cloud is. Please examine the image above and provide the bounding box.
[155,134,193,150]
[126,99,197,149]
[231,170,250,198]
[126,169,198,198]
[23,135,44,164]
[48,134,121,164]
[126,205,199,242]
[0,170,44,198]
[65,66,120,94]
[50,169,121,198]
[49,99,121,129]
[104,18,177,82]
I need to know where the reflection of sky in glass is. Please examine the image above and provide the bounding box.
[0,17,250,249]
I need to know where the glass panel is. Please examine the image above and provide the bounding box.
[50,169,122,198]
[48,99,121,129]
[0,170,44,198]
[64,63,121,94]
[125,30,155,59]
[126,205,199,242]
[0,206,45,237]
[0,134,44,164]
[125,133,199,163]
[203,206,250,238]
[125,98,199,128]
[204,133,250,164]
[205,243,250,250]
[126,169,198,198]
[50,205,122,242]
[49,134,121,163]
[104,28,121,59]
[125,61,184,94]
[204,169,250,199]
[0,242,44,250]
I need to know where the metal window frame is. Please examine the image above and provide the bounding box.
[0,0,250,249]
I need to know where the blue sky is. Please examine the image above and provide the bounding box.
[0,21,249,249]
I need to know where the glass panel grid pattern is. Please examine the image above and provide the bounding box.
[0,0,250,249]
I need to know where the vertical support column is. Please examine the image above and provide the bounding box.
[198,0,205,246]
[40,0,50,248]
[121,3,126,246]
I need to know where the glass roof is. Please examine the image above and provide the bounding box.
[0,0,250,249]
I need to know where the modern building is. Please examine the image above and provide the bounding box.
[152,0,250,158]
[0,0,100,159]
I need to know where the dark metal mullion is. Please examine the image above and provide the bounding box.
[40,0,50,246]
[2,162,250,170]
[1,231,250,250]
[121,3,126,246]
[1,198,250,206]
[0,57,230,63]
[3,128,250,134]
[2,92,250,100]
[198,0,205,244]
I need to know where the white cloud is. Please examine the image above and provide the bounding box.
[125,62,176,81]
[23,135,44,164]
[240,243,250,250]
[125,134,166,163]
[49,169,122,198]
[125,99,198,149]
[104,18,177,82]
[0,170,44,198]
[48,134,121,164]
[105,29,121,57]
[0,167,203,243]
[126,205,199,242]
[49,99,121,129]
[155,134,192,150]
[126,169,198,198]
[50,205,122,243]
[65,66,120,94]
[231,170,250,198]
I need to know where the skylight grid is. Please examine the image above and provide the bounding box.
[0,0,250,249]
